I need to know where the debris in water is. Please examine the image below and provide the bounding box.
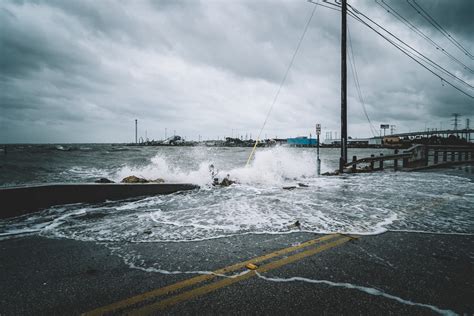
[288,220,301,229]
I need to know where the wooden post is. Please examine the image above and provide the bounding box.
[443,151,447,162]
[379,153,384,170]
[458,151,462,161]
[465,151,469,161]
[351,156,357,173]
[403,157,409,168]
[434,150,438,164]
[451,151,455,161]
[394,149,399,171]
[370,154,375,170]
[424,146,429,167]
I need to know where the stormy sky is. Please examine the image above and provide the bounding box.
[0,0,473,143]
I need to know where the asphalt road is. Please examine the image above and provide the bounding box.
[1,231,473,315]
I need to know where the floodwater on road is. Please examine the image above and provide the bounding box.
[1,145,472,243]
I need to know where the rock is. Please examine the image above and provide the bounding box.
[297,183,309,187]
[95,178,114,183]
[151,178,165,183]
[220,178,235,186]
[282,186,297,190]
[121,175,149,183]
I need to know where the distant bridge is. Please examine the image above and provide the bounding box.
[384,129,473,139]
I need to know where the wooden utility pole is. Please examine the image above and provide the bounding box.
[339,0,348,172]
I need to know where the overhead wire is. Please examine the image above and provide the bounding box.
[407,0,473,59]
[245,1,319,166]
[376,0,473,73]
[346,3,473,91]
[309,0,474,98]
[345,4,473,99]
[308,0,473,98]
[347,26,378,137]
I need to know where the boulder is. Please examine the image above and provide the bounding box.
[121,175,149,183]
[220,178,235,186]
[95,178,114,183]
[151,178,165,183]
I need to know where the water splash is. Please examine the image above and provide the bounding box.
[111,147,321,186]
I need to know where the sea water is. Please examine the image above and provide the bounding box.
[0,144,473,242]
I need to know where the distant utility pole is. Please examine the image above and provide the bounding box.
[390,125,396,135]
[339,0,348,173]
[452,113,460,130]
[135,119,138,144]
[466,119,471,142]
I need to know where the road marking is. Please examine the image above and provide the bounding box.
[131,236,354,315]
[84,234,340,316]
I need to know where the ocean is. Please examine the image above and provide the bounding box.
[1,144,473,243]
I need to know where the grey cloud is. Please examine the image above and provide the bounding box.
[0,0,472,143]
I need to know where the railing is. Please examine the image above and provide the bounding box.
[343,144,474,173]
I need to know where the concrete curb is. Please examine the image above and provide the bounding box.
[0,183,199,219]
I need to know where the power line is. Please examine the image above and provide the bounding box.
[309,0,473,98]
[347,26,378,137]
[376,0,473,73]
[407,0,473,59]
[346,6,473,98]
[346,3,473,91]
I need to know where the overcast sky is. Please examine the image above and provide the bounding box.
[0,0,472,143]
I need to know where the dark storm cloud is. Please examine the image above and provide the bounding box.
[386,0,474,40]
[0,0,472,143]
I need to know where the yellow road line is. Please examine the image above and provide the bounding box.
[84,234,340,316]
[132,236,354,315]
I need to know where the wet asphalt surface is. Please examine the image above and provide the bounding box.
[1,231,473,315]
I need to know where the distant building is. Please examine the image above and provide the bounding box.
[383,136,401,144]
[368,138,382,146]
[287,136,317,147]
[348,138,370,146]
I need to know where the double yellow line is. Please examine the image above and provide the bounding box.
[84,233,355,315]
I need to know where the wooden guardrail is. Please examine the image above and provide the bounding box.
[342,144,474,173]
